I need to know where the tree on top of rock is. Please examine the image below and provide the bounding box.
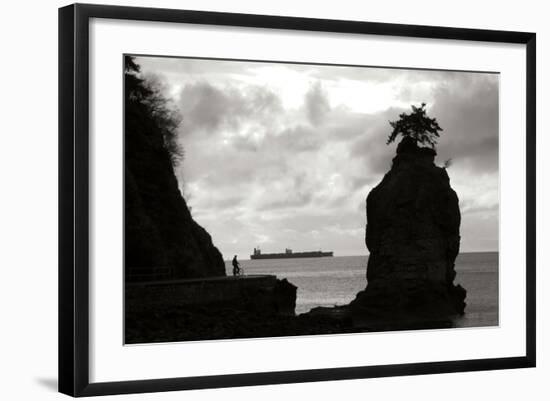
[386,103,443,148]
[125,56,183,167]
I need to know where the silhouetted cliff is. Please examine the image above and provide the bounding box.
[124,58,225,280]
[350,136,466,324]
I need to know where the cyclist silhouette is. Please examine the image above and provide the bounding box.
[232,255,241,276]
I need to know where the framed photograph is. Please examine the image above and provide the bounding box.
[59,3,536,397]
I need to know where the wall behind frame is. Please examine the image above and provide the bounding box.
[0,0,546,400]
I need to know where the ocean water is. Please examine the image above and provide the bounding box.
[225,252,498,328]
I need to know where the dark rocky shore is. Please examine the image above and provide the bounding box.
[125,275,359,344]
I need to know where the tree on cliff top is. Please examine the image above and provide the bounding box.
[386,103,443,148]
[125,56,183,166]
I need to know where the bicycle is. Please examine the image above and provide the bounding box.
[233,265,244,277]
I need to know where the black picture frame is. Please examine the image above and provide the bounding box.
[59,3,536,397]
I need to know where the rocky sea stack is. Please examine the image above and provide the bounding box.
[350,136,466,328]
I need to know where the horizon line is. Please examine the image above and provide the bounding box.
[223,249,499,261]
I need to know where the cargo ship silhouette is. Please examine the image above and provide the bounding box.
[250,247,333,260]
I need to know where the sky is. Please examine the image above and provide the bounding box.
[135,56,499,259]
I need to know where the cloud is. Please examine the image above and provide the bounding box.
[177,81,283,135]
[305,82,330,126]
[178,82,231,133]
[347,107,405,174]
[431,74,499,173]
[135,56,259,82]
[259,191,313,211]
[270,125,321,152]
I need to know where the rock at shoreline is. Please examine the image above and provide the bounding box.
[125,275,300,343]
[350,136,466,326]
